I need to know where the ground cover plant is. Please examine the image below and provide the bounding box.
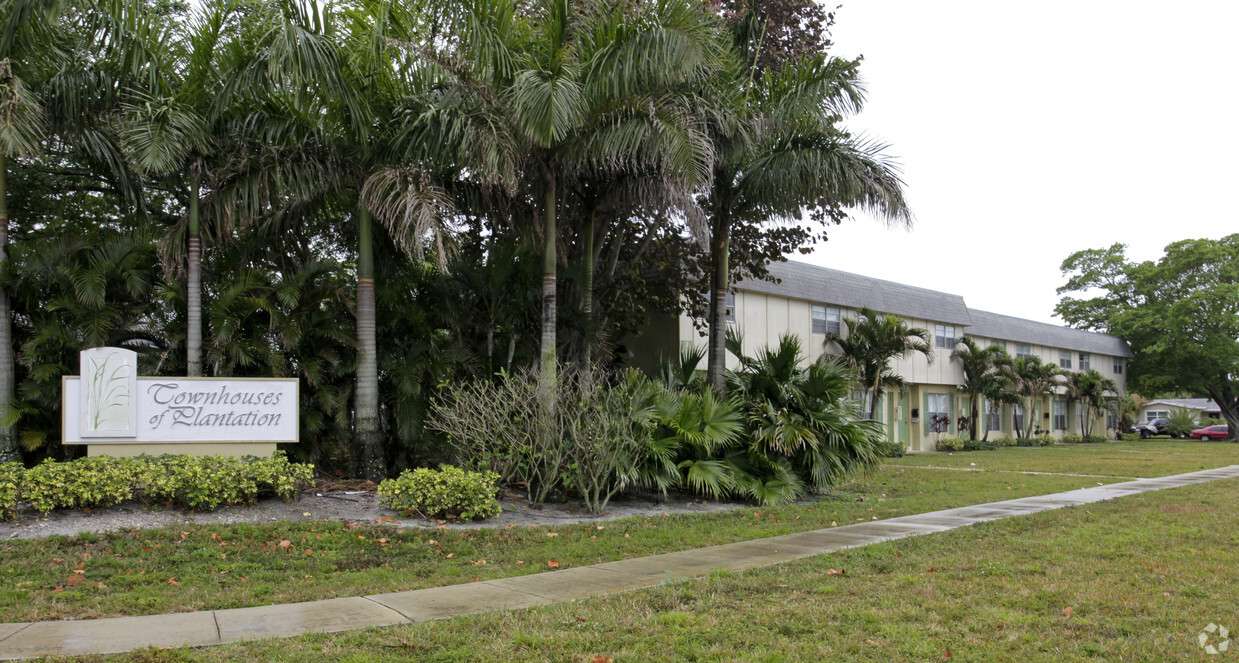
[47,475,1239,662]
[893,439,1239,477]
[0,466,1117,622]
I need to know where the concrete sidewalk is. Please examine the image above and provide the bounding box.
[3,465,1238,660]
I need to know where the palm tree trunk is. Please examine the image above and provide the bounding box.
[0,157,18,463]
[355,207,384,482]
[969,396,978,441]
[186,172,203,377]
[580,209,595,391]
[538,171,558,411]
[706,214,730,393]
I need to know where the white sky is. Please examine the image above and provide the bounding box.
[801,1,1239,325]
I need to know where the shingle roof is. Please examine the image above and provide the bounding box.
[737,260,973,325]
[965,309,1132,358]
[1144,398,1220,411]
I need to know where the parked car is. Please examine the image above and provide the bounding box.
[1190,425,1230,441]
[1133,417,1173,439]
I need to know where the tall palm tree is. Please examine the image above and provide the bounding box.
[115,0,249,377]
[699,36,912,393]
[1009,356,1063,439]
[401,0,723,410]
[1065,369,1117,437]
[0,0,59,462]
[951,336,1015,441]
[825,306,932,420]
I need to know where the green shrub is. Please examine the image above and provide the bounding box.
[23,456,140,514]
[963,438,998,451]
[19,454,313,515]
[246,452,315,501]
[876,440,907,458]
[1120,432,1141,442]
[1037,435,1056,446]
[1062,434,1084,444]
[0,463,22,520]
[1082,435,1108,444]
[378,465,501,521]
[937,437,966,452]
[1016,436,1040,447]
[992,436,1017,447]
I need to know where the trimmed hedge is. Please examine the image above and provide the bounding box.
[0,452,313,518]
[936,438,966,452]
[378,465,502,521]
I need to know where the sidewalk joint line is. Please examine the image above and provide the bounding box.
[359,595,414,623]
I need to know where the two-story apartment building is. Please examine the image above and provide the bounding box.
[628,260,1131,452]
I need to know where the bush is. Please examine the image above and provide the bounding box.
[1082,435,1108,444]
[963,438,998,451]
[0,463,22,520]
[1037,435,1056,446]
[1120,432,1141,442]
[992,436,1017,447]
[16,453,313,515]
[876,440,906,458]
[378,465,501,521]
[937,437,966,452]
[23,456,139,514]
[1062,434,1084,444]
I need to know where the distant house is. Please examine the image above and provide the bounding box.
[1139,398,1221,423]
[627,260,1131,452]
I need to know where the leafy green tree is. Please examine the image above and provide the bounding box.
[951,336,1016,441]
[826,306,932,420]
[1057,236,1239,441]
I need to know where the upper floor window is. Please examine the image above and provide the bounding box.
[1113,358,1124,374]
[1059,351,1072,370]
[1016,344,1032,360]
[811,305,841,335]
[934,325,956,349]
[1079,353,1090,371]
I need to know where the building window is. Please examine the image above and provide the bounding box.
[1107,411,1117,430]
[812,305,840,335]
[1053,401,1067,430]
[927,393,949,432]
[934,325,956,349]
[1059,351,1072,370]
[1079,352,1090,371]
[1113,358,1123,374]
[987,401,1001,431]
[1014,404,1024,431]
[1016,344,1031,360]
[1147,410,1168,422]
[726,291,736,324]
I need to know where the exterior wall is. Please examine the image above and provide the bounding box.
[622,311,681,376]
[667,287,1129,450]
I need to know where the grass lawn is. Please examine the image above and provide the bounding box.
[58,475,1239,661]
[0,440,1231,627]
[894,439,1239,477]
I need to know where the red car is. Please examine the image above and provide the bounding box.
[1190,425,1230,441]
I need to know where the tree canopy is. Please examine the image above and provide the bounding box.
[1056,235,1239,439]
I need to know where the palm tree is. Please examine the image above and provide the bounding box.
[399,0,723,411]
[1009,356,1063,439]
[1065,369,1117,437]
[116,0,248,377]
[0,0,60,462]
[700,47,912,393]
[825,307,932,420]
[951,336,1016,441]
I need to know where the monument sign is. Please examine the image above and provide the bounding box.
[63,348,298,457]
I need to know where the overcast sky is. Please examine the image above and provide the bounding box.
[799,1,1238,325]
